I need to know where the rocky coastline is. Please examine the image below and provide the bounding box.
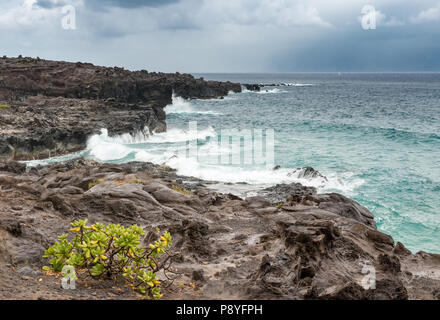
[0,56,241,160]
[0,57,439,300]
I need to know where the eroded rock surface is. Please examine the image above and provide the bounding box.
[0,159,438,300]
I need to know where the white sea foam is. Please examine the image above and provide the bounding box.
[145,126,217,143]
[241,84,314,93]
[257,88,288,94]
[85,125,217,160]
[25,151,84,167]
[26,124,363,196]
[155,152,364,195]
[83,127,364,195]
[87,129,133,161]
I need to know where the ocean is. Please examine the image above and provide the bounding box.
[28,73,440,253]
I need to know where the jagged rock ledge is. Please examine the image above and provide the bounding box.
[0,158,439,300]
[0,56,243,160]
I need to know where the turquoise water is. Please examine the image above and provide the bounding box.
[194,73,440,253]
[29,73,440,253]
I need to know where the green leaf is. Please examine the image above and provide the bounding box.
[90,264,105,276]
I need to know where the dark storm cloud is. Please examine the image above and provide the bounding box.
[36,0,179,9]
[271,24,440,72]
[36,0,72,8]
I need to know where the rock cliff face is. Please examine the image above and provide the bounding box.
[0,57,438,300]
[0,159,438,300]
[0,57,241,160]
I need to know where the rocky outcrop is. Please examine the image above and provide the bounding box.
[243,84,261,92]
[0,57,242,160]
[258,182,316,205]
[288,166,328,181]
[0,159,438,300]
[171,75,241,99]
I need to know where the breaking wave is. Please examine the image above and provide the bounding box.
[82,126,364,195]
[241,87,287,94]
[256,88,288,94]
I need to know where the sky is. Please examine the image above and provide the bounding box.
[1,0,440,72]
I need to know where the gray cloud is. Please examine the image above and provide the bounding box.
[36,0,179,9]
[36,0,73,8]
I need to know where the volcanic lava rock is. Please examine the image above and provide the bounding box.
[259,182,317,205]
[243,84,261,92]
[0,158,439,300]
[288,166,328,181]
[0,58,438,300]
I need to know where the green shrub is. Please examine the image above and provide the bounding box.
[43,219,173,299]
